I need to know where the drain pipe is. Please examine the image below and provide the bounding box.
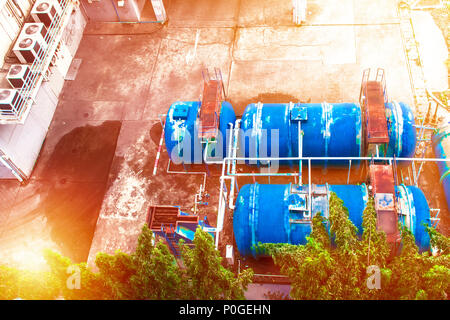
[231,120,241,175]
[215,175,236,249]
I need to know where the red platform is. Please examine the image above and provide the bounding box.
[369,165,400,245]
[198,80,222,140]
[365,81,389,144]
[147,206,199,232]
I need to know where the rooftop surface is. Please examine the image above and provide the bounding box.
[0,0,447,270]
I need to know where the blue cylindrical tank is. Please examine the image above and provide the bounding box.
[384,101,417,159]
[233,183,431,257]
[432,121,450,210]
[164,101,236,164]
[239,101,416,165]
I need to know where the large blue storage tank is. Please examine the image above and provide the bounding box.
[233,183,431,257]
[239,101,416,165]
[432,121,450,210]
[164,101,236,164]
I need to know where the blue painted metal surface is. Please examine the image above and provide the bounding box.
[239,102,416,165]
[155,212,215,257]
[239,102,362,166]
[233,183,431,258]
[432,122,450,211]
[396,185,431,252]
[384,101,417,158]
[164,101,236,164]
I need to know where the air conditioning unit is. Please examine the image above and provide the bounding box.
[0,89,24,115]
[6,65,32,89]
[31,0,63,28]
[22,23,48,44]
[13,36,46,64]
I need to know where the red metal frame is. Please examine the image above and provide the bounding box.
[198,79,222,140]
[369,165,401,247]
[147,205,199,232]
[365,81,389,144]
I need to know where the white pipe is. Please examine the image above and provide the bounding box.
[307,158,311,219]
[166,160,207,214]
[214,148,230,249]
[222,156,450,163]
[232,120,241,175]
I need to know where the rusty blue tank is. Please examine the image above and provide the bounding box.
[164,101,236,164]
[239,101,416,165]
[233,183,431,258]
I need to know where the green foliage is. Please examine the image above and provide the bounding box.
[0,263,59,300]
[129,226,183,300]
[427,225,450,255]
[180,227,253,300]
[0,225,252,300]
[361,197,390,268]
[258,192,450,300]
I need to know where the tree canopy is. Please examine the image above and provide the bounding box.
[258,192,450,300]
[0,226,253,300]
[1,193,448,300]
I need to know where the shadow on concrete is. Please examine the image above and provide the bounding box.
[229,92,310,116]
[40,121,122,262]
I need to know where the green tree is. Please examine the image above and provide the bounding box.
[258,192,450,300]
[1,225,252,300]
[0,264,59,300]
[45,225,183,300]
[180,227,253,300]
[128,226,183,300]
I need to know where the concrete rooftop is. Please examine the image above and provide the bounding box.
[0,0,447,270]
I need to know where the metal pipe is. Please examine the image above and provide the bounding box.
[308,158,311,219]
[223,156,450,162]
[413,125,437,130]
[214,148,232,249]
[232,120,241,175]
[426,88,448,110]
[347,159,352,184]
[298,119,302,185]
[0,153,23,181]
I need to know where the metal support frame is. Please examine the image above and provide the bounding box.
[211,119,447,248]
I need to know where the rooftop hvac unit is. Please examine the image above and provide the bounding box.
[13,36,46,64]
[13,23,49,64]
[6,65,32,89]
[0,89,24,115]
[31,0,63,27]
[23,23,48,44]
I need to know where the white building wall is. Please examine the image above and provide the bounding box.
[0,81,57,177]
[0,4,87,179]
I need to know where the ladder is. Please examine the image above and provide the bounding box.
[397,2,430,116]
[360,68,389,145]
[198,68,226,142]
[161,223,181,258]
